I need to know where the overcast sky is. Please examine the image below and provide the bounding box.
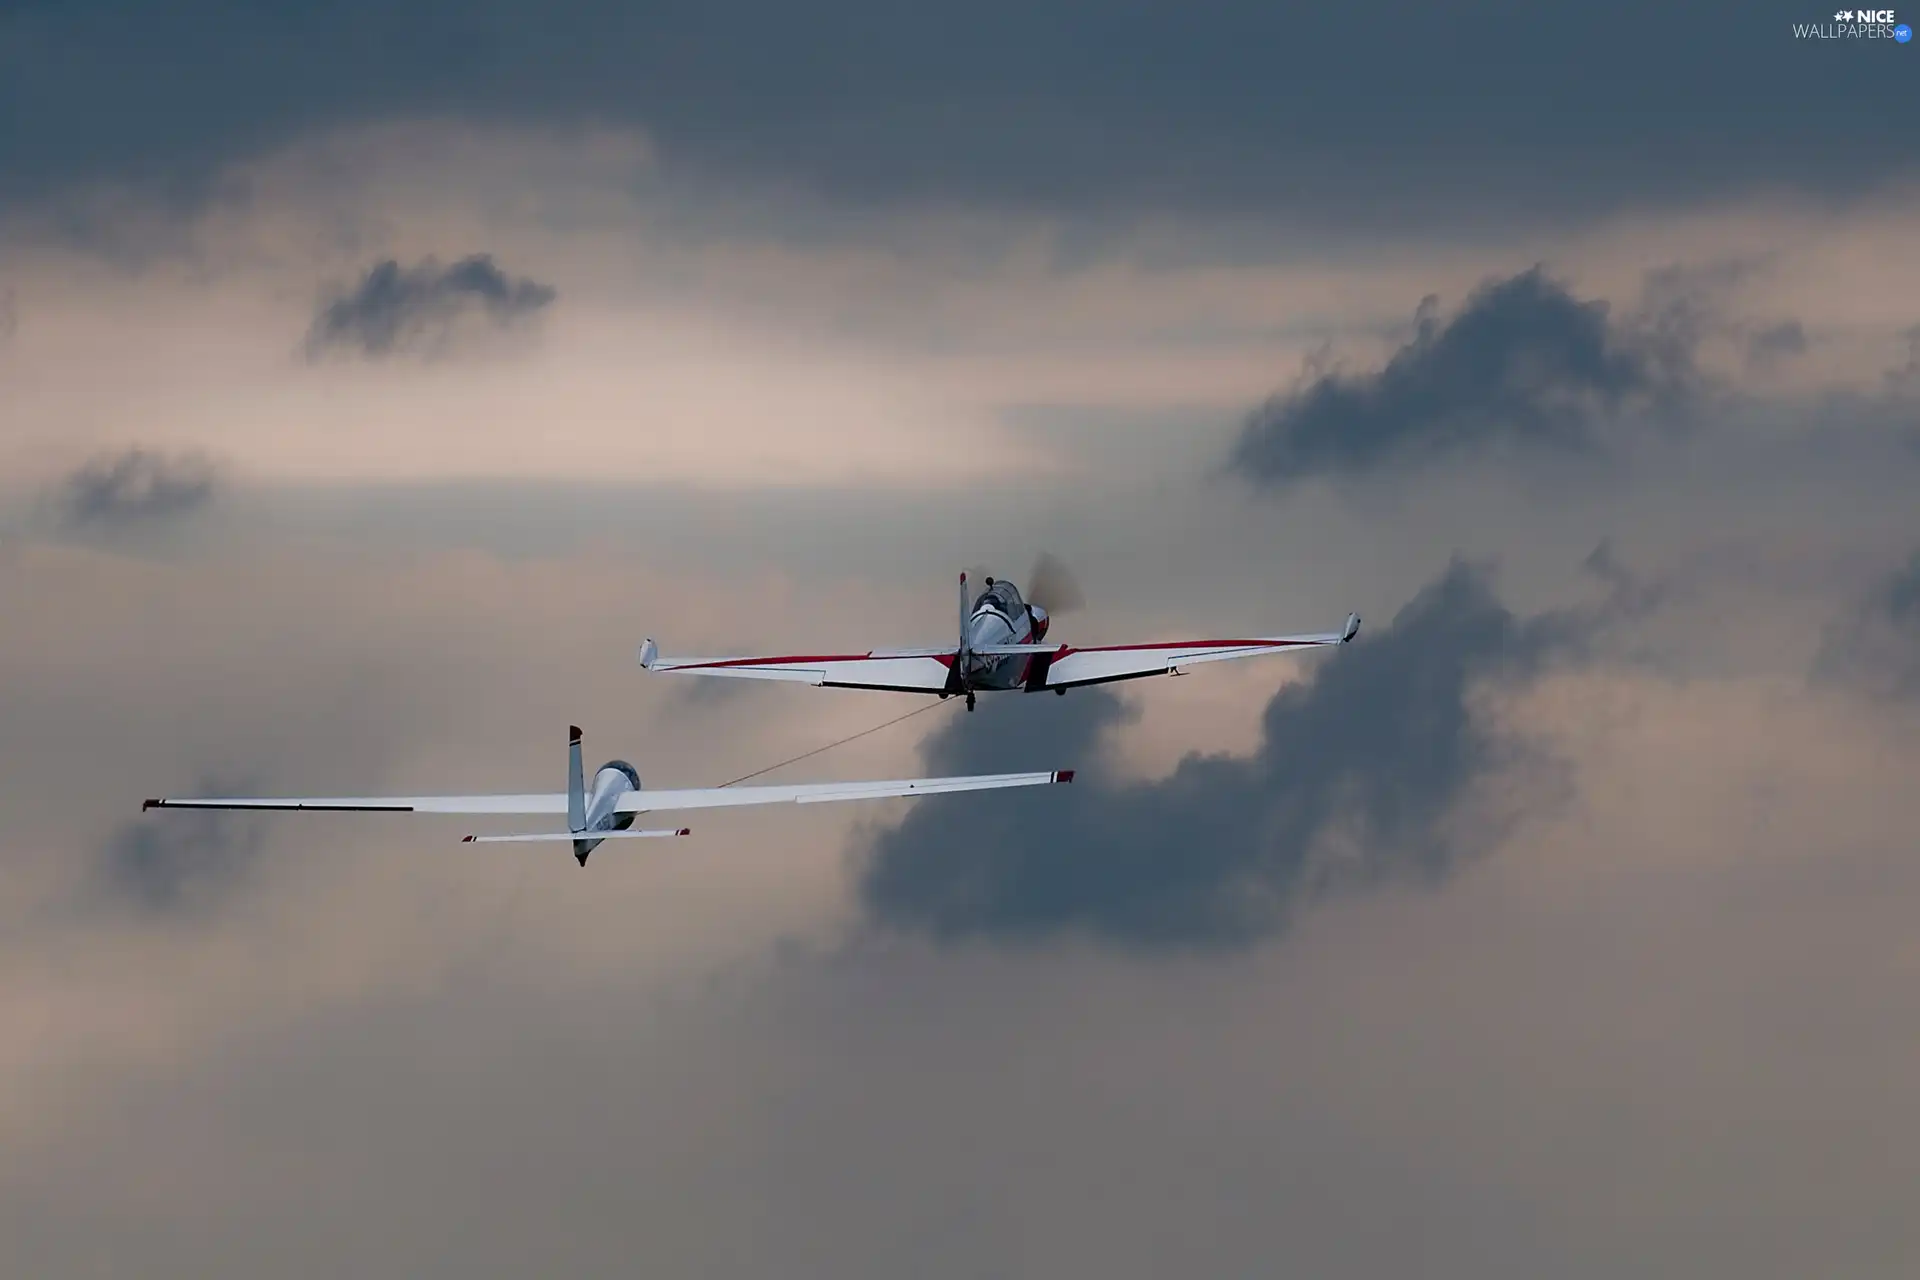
[3,5,1919,1276]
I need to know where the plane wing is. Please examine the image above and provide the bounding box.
[141,771,1072,816]
[1032,613,1361,690]
[637,613,1358,696]
[640,637,956,693]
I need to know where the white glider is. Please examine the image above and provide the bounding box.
[143,725,1074,865]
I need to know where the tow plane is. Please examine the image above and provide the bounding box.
[142,725,1074,865]
[641,555,1361,711]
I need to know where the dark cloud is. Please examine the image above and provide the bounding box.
[1745,320,1808,371]
[1890,324,1920,389]
[1,2,1914,232]
[98,779,267,912]
[1230,267,1697,483]
[668,674,755,708]
[54,448,219,530]
[305,255,556,359]
[858,559,1581,949]
[1637,257,1757,332]
[1581,537,1671,622]
[1811,549,1920,701]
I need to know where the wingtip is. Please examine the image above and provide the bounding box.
[1056,770,1076,783]
[1342,612,1362,643]
[677,827,691,836]
[569,725,583,744]
[141,798,161,811]
[460,834,475,843]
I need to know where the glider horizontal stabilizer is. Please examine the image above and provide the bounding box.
[461,828,691,843]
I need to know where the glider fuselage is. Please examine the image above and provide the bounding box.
[574,759,641,861]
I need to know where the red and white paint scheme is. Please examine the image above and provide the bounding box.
[143,725,1074,866]
[641,560,1361,712]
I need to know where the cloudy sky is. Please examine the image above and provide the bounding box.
[4,3,1920,1275]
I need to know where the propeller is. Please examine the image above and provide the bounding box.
[1024,551,1085,616]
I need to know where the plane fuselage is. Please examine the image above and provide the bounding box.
[957,578,1052,692]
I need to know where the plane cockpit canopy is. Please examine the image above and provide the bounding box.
[974,579,1025,615]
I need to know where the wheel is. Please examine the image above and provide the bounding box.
[966,691,977,711]
[1055,687,1066,696]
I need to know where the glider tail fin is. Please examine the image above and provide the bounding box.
[567,725,586,833]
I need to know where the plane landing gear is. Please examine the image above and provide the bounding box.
[965,691,977,712]
[1055,687,1066,696]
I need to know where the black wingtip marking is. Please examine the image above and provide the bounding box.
[677,827,691,836]
[569,725,583,744]
[1057,770,1075,783]
[461,835,475,843]
[142,798,161,810]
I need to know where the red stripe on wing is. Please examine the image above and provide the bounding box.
[671,652,957,670]
[1049,639,1315,658]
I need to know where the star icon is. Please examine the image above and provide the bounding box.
[1836,8,1852,18]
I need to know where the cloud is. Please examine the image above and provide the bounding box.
[858,559,1582,949]
[53,448,219,530]
[305,254,556,359]
[1890,324,1920,388]
[1810,548,1920,701]
[1581,537,1671,623]
[2,2,1916,233]
[1229,267,1698,483]
[1744,320,1808,371]
[3,473,1920,1274]
[667,673,756,708]
[97,778,267,913]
